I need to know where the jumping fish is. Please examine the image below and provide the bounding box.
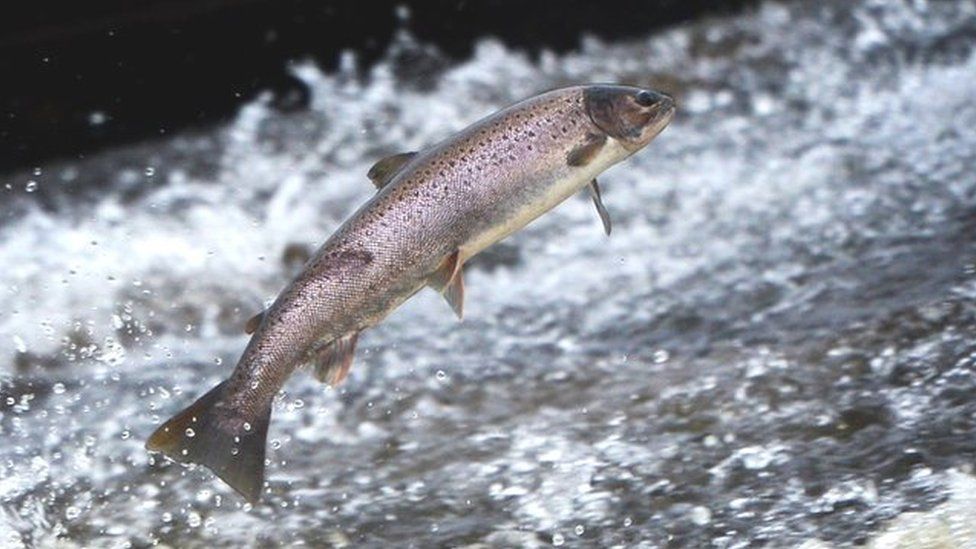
[146,84,675,502]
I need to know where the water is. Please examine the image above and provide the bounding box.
[2,0,976,546]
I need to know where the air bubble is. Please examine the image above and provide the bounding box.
[552,533,565,546]
[574,524,585,536]
[435,370,446,381]
[185,428,196,438]
[52,383,66,394]
[25,181,37,193]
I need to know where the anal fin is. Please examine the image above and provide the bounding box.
[429,250,465,320]
[314,332,360,386]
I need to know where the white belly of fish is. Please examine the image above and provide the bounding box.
[459,138,631,263]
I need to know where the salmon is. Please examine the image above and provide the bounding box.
[146,84,675,502]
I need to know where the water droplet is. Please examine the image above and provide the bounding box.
[293,399,304,409]
[435,370,446,381]
[653,349,670,364]
[52,383,65,394]
[574,525,585,536]
[243,422,252,432]
[271,439,281,450]
[161,512,173,523]
[552,533,565,546]
[231,447,240,455]
[144,167,155,177]
[623,517,633,527]
[187,511,202,527]
[25,181,37,193]
[185,428,195,438]
[120,430,130,440]
[65,506,81,520]
[32,167,42,176]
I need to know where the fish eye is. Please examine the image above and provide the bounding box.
[635,90,656,107]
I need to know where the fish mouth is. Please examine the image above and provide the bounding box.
[643,96,675,134]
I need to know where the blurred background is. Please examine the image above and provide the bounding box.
[1,0,754,173]
[2,0,976,547]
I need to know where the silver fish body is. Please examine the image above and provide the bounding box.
[147,84,675,501]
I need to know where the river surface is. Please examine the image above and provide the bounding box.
[2,1,976,547]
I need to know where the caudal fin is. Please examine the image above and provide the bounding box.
[146,380,271,503]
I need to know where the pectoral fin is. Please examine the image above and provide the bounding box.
[588,179,612,236]
[429,250,465,320]
[367,152,417,189]
[314,332,359,386]
[567,133,607,167]
[244,310,265,334]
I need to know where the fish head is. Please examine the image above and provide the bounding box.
[583,85,675,151]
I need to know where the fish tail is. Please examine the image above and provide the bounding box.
[146,380,271,503]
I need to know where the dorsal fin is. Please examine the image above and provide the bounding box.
[367,152,417,189]
[244,310,265,334]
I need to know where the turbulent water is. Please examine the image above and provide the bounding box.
[3,0,976,547]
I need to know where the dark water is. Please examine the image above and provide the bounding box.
[2,1,976,547]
